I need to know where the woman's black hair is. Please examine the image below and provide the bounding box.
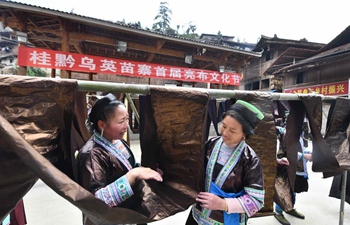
[88,93,124,133]
[222,100,264,139]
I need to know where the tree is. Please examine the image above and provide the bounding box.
[216,31,223,44]
[27,67,47,77]
[127,21,142,29]
[178,21,199,39]
[189,24,197,34]
[152,2,172,33]
[165,27,177,35]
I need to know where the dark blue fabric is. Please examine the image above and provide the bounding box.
[138,95,146,145]
[205,99,219,140]
[218,99,234,122]
[210,182,245,225]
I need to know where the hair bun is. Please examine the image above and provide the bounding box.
[89,93,117,125]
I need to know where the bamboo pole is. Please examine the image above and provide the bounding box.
[77,80,337,101]
[125,93,140,124]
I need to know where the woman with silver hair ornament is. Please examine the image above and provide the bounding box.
[77,93,163,225]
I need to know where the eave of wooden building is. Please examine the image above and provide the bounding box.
[0,0,261,77]
[273,42,350,74]
[264,47,319,75]
[253,34,325,52]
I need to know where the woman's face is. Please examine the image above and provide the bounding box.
[220,115,245,148]
[100,105,129,143]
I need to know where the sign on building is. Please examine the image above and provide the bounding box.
[285,80,349,96]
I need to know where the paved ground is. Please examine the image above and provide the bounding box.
[23,139,350,225]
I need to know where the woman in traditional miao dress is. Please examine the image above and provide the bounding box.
[186,100,265,225]
[77,93,163,225]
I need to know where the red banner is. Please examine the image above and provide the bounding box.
[285,80,349,96]
[18,46,241,86]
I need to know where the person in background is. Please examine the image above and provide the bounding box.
[274,112,313,225]
[185,100,265,225]
[1,199,27,225]
[76,93,163,225]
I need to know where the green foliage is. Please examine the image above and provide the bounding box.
[27,67,47,77]
[152,2,172,33]
[175,21,199,39]
[119,1,200,38]
[127,21,142,29]
[179,33,200,39]
[165,27,177,35]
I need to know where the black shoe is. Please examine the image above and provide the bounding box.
[274,213,291,225]
[286,208,305,219]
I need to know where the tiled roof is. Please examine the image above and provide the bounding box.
[4,0,257,54]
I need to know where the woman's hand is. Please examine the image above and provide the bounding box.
[304,153,313,162]
[196,192,226,211]
[156,163,164,176]
[277,157,289,166]
[126,167,163,185]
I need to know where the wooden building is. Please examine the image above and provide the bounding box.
[272,25,350,98]
[0,24,18,74]
[242,34,325,91]
[0,1,261,89]
[199,33,256,52]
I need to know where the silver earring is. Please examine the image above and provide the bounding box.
[100,128,104,137]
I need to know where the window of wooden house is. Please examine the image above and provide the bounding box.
[296,72,304,84]
[252,81,260,90]
[245,83,252,90]
[265,51,273,62]
[261,79,270,90]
